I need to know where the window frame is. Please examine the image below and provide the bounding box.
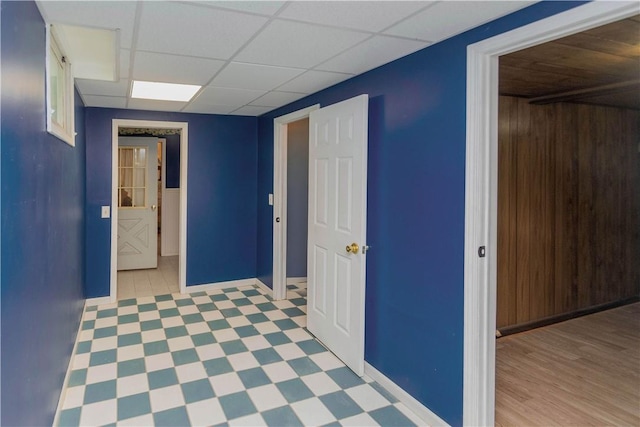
[45,24,75,147]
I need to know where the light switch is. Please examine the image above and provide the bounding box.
[268,193,274,206]
[101,206,110,218]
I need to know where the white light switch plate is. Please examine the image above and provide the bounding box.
[101,206,110,218]
[268,194,274,206]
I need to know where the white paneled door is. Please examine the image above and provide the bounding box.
[307,95,369,376]
[117,137,158,270]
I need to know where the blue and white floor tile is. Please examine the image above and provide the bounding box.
[56,284,423,426]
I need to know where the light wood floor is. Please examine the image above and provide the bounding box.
[495,302,640,426]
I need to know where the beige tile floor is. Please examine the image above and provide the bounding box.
[117,255,179,300]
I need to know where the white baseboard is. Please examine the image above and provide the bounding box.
[53,308,85,426]
[364,362,449,427]
[255,278,273,296]
[85,296,112,307]
[286,276,307,285]
[184,278,258,294]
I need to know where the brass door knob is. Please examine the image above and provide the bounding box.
[346,243,359,254]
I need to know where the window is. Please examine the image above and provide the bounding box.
[46,25,75,146]
[118,147,147,208]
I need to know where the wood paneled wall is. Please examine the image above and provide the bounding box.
[497,96,640,329]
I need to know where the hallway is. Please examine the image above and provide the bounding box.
[117,256,180,300]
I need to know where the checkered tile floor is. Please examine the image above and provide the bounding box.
[56,283,421,426]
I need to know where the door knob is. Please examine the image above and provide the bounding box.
[346,243,359,254]
[151,205,157,211]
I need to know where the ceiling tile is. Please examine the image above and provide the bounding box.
[36,1,137,48]
[133,51,225,85]
[192,1,287,16]
[250,91,307,107]
[278,1,430,32]
[75,79,130,97]
[120,49,131,79]
[317,35,430,75]
[234,20,370,68]
[136,2,268,60]
[230,105,275,116]
[276,70,353,94]
[192,87,266,107]
[82,95,127,109]
[183,103,238,115]
[211,62,305,91]
[128,99,187,112]
[384,1,535,42]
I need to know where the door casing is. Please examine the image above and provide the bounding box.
[110,119,189,302]
[463,2,639,425]
[272,104,319,300]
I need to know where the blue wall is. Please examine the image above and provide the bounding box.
[1,2,86,425]
[286,119,309,278]
[256,2,585,424]
[85,108,258,298]
[165,133,180,188]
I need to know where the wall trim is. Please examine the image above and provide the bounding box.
[364,362,449,426]
[111,119,189,303]
[85,296,112,307]
[273,104,320,301]
[52,308,85,426]
[183,278,259,294]
[286,276,307,285]
[463,2,640,425]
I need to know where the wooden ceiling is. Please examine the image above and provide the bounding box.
[499,15,640,109]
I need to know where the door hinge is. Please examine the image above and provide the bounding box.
[478,246,486,258]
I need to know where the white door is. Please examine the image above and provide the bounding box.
[307,94,368,376]
[117,137,158,270]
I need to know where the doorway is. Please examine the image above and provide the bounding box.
[272,105,319,300]
[110,119,189,302]
[463,2,639,425]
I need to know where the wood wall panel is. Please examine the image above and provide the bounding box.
[497,96,640,329]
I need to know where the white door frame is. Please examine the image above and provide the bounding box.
[272,104,320,300]
[111,119,189,301]
[463,2,639,425]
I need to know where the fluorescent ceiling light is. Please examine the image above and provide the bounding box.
[131,80,201,102]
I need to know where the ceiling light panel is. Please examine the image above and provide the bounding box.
[133,52,226,86]
[211,63,305,91]
[136,2,268,59]
[279,1,431,33]
[234,20,370,68]
[131,81,201,102]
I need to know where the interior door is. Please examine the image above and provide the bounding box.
[117,137,158,270]
[307,94,368,376]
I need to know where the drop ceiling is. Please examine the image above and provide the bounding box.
[36,1,535,116]
[500,15,640,110]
